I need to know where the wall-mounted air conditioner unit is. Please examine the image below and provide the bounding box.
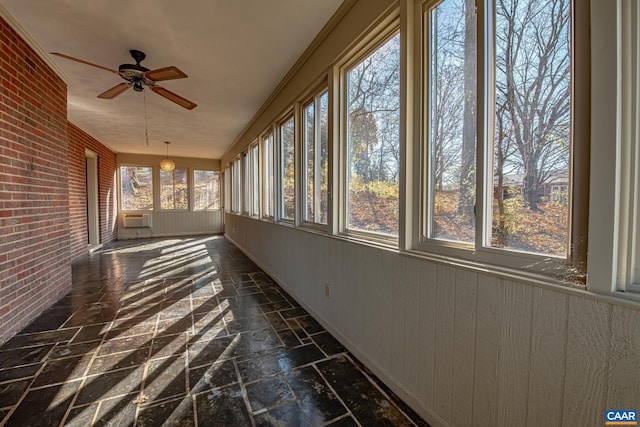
[122,213,152,228]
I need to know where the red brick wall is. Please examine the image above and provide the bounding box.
[67,123,117,261]
[0,16,71,344]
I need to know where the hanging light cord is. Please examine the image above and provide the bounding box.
[143,89,149,146]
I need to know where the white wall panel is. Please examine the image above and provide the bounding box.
[433,264,456,424]
[451,269,477,427]
[225,215,640,427]
[118,210,223,239]
[527,288,568,427]
[607,306,640,410]
[472,274,503,427]
[496,281,532,427]
[562,296,611,426]
[417,261,437,409]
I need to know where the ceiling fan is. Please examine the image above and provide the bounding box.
[51,49,197,110]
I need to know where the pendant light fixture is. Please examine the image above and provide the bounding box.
[160,141,175,172]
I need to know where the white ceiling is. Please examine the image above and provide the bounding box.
[2,0,343,159]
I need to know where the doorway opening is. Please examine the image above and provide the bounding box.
[86,150,101,252]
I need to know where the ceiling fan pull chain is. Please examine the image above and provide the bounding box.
[144,89,149,146]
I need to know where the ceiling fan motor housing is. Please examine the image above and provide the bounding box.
[119,63,152,91]
[119,50,153,91]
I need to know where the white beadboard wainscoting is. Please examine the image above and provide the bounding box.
[224,213,640,427]
[118,210,223,239]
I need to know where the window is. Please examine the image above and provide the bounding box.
[194,170,220,210]
[120,166,153,211]
[160,168,188,210]
[249,143,260,216]
[262,130,275,218]
[224,166,231,212]
[617,0,640,292]
[426,0,476,244]
[419,0,577,270]
[303,90,329,225]
[232,157,242,213]
[490,0,571,257]
[280,115,295,221]
[243,152,250,215]
[343,30,401,238]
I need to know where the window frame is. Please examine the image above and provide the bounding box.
[193,169,221,211]
[301,87,330,230]
[248,141,260,217]
[242,151,250,215]
[118,165,155,212]
[411,0,589,279]
[277,111,296,223]
[159,167,189,211]
[231,156,242,214]
[336,16,402,246]
[614,0,640,295]
[261,128,275,220]
[223,166,231,212]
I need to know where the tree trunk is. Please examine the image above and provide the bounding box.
[459,0,477,219]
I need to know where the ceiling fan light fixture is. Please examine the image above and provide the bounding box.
[133,80,144,92]
[160,141,175,172]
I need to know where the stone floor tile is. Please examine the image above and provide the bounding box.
[0,378,31,407]
[33,354,92,386]
[316,355,416,427]
[0,236,427,427]
[188,359,237,394]
[2,328,79,350]
[254,401,311,427]
[3,380,80,426]
[311,331,348,356]
[93,394,137,426]
[74,367,143,405]
[0,363,41,383]
[285,366,348,426]
[97,333,153,356]
[137,396,194,426]
[63,403,99,427]
[194,384,252,426]
[245,374,294,412]
[89,348,150,374]
[143,355,187,402]
[0,345,53,369]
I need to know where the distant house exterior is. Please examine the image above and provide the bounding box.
[494,170,569,202]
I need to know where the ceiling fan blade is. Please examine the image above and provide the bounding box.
[50,52,119,74]
[151,86,197,110]
[145,66,188,81]
[97,83,132,99]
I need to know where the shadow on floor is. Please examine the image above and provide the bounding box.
[0,235,428,426]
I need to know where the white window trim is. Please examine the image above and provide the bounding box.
[159,168,189,211]
[118,165,154,212]
[226,163,232,213]
[586,0,624,294]
[612,0,640,295]
[335,12,401,246]
[248,141,260,217]
[277,111,296,224]
[408,0,588,280]
[192,169,221,211]
[242,150,250,215]
[231,156,242,214]
[300,87,331,231]
[260,128,276,220]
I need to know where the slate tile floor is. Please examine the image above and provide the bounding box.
[0,236,428,427]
